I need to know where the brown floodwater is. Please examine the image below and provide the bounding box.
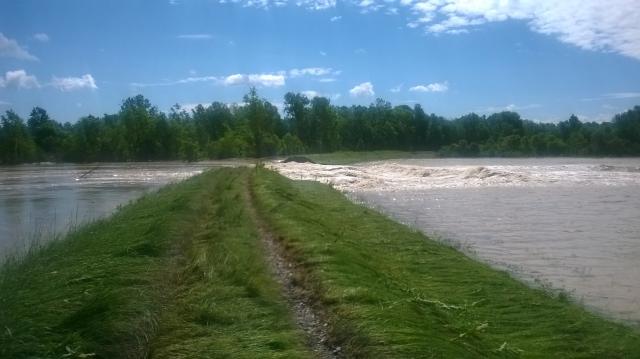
[271,157,640,326]
[0,161,242,256]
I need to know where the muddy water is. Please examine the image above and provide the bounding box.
[0,161,241,256]
[271,158,640,325]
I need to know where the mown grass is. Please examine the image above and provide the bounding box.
[251,168,640,358]
[0,168,310,358]
[306,150,435,165]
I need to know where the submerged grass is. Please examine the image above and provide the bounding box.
[251,168,640,358]
[0,168,310,358]
[306,150,435,165]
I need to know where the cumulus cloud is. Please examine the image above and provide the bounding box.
[51,74,98,91]
[302,90,321,98]
[33,33,49,42]
[0,33,38,61]
[0,69,40,89]
[409,81,448,92]
[222,73,286,87]
[401,0,640,60]
[330,15,342,21]
[349,82,375,97]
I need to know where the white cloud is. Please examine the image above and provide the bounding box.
[581,92,640,101]
[224,0,335,10]
[132,67,337,88]
[330,15,342,21]
[399,0,640,60]
[302,90,321,98]
[289,67,338,77]
[177,34,213,39]
[215,0,640,60]
[409,81,448,92]
[131,75,220,87]
[33,33,50,42]
[390,84,403,93]
[51,74,98,91]
[180,102,209,112]
[300,90,341,100]
[223,73,286,87]
[0,69,40,89]
[349,82,375,97]
[604,92,640,99]
[301,0,337,10]
[318,78,337,82]
[483,103,541,112]
[0,33,38,61]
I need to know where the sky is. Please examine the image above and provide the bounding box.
[1,0,640,123]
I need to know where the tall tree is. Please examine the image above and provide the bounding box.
[0,110,37,164]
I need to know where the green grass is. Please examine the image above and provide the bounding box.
[306,150,436,165]
[251,168,640,358]
[0,168,310,358]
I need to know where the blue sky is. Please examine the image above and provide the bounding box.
[1,0,639,123]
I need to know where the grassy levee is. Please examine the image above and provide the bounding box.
[306,151,436,165]
[251,168,640,358]
[0,168,310,358]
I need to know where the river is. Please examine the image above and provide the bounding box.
[270,157,640,325]
[0,161,241,256]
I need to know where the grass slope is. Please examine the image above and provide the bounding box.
[251,168,640,358]
[0,168,310,358]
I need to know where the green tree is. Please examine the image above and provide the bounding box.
[0,110,37,164]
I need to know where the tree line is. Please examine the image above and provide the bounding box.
[1,87,639,164]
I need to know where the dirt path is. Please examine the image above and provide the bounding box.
[244,173,338,359]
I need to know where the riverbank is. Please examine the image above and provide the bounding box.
[1,167,639,357]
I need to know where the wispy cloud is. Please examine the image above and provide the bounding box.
[132,66,339,88]
[132,72,286,88]
[33,33,49,42]
[176,34,214,40]
[390,84,403,93]
[221,0,336,10]
[289,67,340,78]
[581,92,640,101]
[302,90,321,98]
[330,15,342,21]
[482,103,542,112]
[217,0,640,60]
[409,81,448,93]
[0,33,38,61]
[349,82,375,97]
